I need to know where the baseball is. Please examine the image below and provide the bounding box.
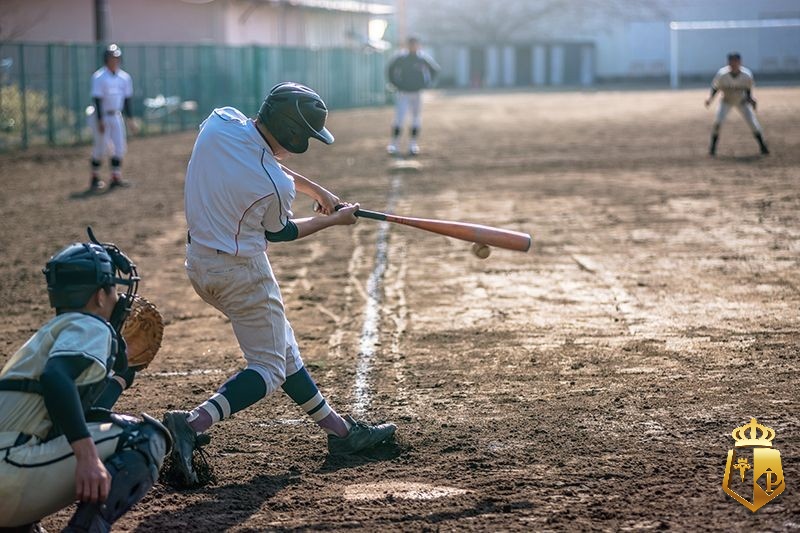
[471,242,491,259]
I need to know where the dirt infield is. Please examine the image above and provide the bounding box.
[2,87,799,531]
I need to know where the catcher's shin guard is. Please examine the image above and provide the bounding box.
[64,414,171,532]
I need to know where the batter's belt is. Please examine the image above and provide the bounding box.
[187,231,230,255]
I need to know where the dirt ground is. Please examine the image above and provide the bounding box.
[1,87,799,531]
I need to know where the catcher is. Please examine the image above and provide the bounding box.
[0,229,168,532]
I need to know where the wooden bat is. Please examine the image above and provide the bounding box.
[353,208,532,252]
[290,161,531,252]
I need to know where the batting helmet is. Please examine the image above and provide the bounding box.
[43,242,132,309]
[257,82,334,154]
[104,44,122,60]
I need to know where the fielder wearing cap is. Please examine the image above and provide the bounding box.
[705,52,770,156]
[163,82,396,486]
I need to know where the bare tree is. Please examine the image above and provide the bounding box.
[407,0,668,44]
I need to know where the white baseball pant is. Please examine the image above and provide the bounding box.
[185,242,304,394]
[90,111,127,160]
[714,102,763,134]
[392,91,423,130]
[0,422,125,526]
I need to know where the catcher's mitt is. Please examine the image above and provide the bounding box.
[121,295,164,370]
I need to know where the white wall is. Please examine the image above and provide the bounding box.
[590,0,800,78]
[0,0,372,47]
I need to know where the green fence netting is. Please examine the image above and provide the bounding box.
[0,43,388,150]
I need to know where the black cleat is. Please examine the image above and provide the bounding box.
[89,177,106,192]
[327,415,397,456]
[163,411,201,485]
[109,178,131,189]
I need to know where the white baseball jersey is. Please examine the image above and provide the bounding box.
[0,313,114,446]
[91,66,133,113]
[712,66,754,105]
[185,107,296,257]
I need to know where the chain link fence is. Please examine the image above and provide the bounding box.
[0,43,388,150]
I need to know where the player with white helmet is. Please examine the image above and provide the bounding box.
[705,52,769,157]
[163,82,396,486]
[89,44,139,191]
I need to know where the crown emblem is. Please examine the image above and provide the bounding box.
[731,418,775,448]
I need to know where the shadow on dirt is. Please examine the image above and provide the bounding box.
[318,439,409,473]
[715,154,767,163]
[276,499,536,532]
[68,188,103,200]
[134,471,299,532]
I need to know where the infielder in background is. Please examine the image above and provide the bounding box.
[163,82,396,486]
[0,241,169,532]
[89,44,138,191]
[705,52,769,157]
[386,36,440,156]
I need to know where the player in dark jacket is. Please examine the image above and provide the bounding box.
[386,37,440,156]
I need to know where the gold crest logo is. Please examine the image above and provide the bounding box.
[722,418,785,512]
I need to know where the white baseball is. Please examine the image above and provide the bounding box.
[471,243,491,259]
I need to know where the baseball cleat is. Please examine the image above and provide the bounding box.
[89,177,106,191]
[327,415,397,456]
[163,411,200,485]
[386,143,398,156]
[109,178,131,189]
[408,142,420,156]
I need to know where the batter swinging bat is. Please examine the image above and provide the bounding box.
[353,208,532,252]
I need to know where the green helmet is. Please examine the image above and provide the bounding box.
[43,243,118,309]
[257,82,334,154]
[43,228,139,313]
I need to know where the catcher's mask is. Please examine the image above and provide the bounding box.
[257,82,334,154]
[42,227,140,331]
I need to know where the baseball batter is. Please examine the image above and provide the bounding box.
[89,44,138,191]
[0,241,169,531]
[386,36,440,156]
[705,52,769,157]
[163,82,396,486]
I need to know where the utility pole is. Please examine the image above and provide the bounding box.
[396,0,407,44]
[95,0,109,43]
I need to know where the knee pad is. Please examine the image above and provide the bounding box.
[65,414,171,531]
[111,412,172,472]
[65,450,154,532]
[110,157,121,169]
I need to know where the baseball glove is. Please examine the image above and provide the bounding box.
[121,295,164,370]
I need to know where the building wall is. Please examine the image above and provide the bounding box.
[406,0,799,83]
[589,0,800,79]
[1,0,97,43]
[0,0,373,47]
[431,42,594,89]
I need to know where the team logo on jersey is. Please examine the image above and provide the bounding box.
[722,418,785,512]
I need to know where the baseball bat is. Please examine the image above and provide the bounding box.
[353,208,532,252]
